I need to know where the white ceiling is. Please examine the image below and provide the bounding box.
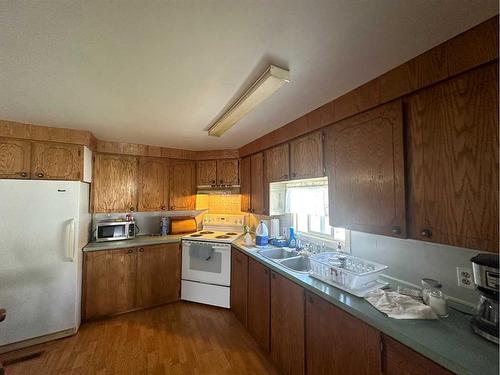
[0,1,497,150]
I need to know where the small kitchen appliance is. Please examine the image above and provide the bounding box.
[470,254,499,344]
[94,218,136,242]
[181,214,244,308]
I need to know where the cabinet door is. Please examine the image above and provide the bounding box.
[248,258,270,352]
[290,131,323,179]
[169,159,196,210]
[251,152,267,215]
[230,247,248,327]
[138,157,169,211]
[197,160,217,185]
[324,100,406,237]
[265,143,290,182]
[31,142,82,180]
[217,159,239,185]
[306,292,381,375]
[93,154,139,212]
[406,64,498,252]
[0,138,31,179]
[83,248,137,320]
[382,335,453,375]
[136,243,180,308]
[270,271,305,375]
[240,156,251,213]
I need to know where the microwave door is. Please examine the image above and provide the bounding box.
[97,224,126,241]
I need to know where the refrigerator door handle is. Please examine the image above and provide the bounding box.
[66,218,76,262]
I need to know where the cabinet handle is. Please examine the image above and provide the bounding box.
[391,226,401,235]
[139,247,144,252]
[212,180,216,184]
[20,171,27,177]
[171,205,175,210]
[37,172,44,178]
[283,174,288,179]
[420,229,432,238]
[129,207,135,212]
[127,249,133,253]
[161,205,166,210]
[264,269,268,275]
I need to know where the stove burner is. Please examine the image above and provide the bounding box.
[226,232,238,235]
[190,234,203,237]
[216,235,230,239]
[199,231,214,234]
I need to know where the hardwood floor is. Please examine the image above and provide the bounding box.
[0,302,279,375]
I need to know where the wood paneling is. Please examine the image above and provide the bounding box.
[83,248,137,320]
[136,243,180,308]
[169,159,196,210]
[217,159,239,185]
[93,154,138,212]
[406,63,499,252]
[265,143,289,182]
[247,258,270,352]
[138,157,169,211]
[382,335,453,375]
[0,138,31,179]
[194,149,240,160]
[270,272,304,375]
[230,247,248,327]
[31,142,82,181]
[238,16,498,157]
[289,131,323,180]
[324,100,406,237]
[240,156,251,213]
[250,152,267,215]
[306,292,381,375]
[197,160,217,185]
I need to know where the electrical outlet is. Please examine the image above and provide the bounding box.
[456,267,475,289]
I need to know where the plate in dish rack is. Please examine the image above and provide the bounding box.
[309,273,389,297]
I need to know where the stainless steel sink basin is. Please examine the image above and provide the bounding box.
[258,248,299,260]
[279,256,311,273]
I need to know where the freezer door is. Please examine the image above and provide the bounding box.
[0,180,83,346]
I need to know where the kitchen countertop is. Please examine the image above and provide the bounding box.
[83,234,184,252]
[231,240,499,375]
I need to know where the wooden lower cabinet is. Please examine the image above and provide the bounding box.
[247,258,271,352]
[306,291,381,375]
[382,335,453,375]
[270,271,305,375]
[83,243,181,320]
[230,247,248,327]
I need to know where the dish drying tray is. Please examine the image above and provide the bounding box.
[309,252,389,297]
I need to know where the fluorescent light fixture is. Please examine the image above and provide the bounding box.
[208,65,290,137]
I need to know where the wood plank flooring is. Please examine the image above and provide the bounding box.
[0,302,279,375]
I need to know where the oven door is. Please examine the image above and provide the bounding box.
[182,240,231,286]
[96,223,129,242]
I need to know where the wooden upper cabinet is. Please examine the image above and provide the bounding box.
[136,243,180,308]
[31,142,82,180]
[250,152,267,215]
[217,159,239,185]
[169,159,196,211]
[138,157,169,211]
[265,143,290,182]
[0,138,31,179]
[290,131,324,180]
[324,101,406,238]
[93,154,139,213]
[247,258,270,352]
[306,291,381,375]
[230,247,248,327]
[240,156,251,213]
[406,64,499,252]
[197,160,217,185]
[382,335,453,375]
[84,247,137,320]
[270,271,305,375]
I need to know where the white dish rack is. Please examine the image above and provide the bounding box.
[309,252,388,296]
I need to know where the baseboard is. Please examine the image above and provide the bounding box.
[0,328,76,354]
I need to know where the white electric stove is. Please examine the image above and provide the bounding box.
[181,214,244,308]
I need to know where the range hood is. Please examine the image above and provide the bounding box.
[197,185,241,195]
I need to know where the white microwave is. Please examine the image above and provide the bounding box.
[94,219,136,242]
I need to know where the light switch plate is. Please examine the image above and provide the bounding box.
[456,267,475,289]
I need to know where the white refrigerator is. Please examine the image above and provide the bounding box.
[0,180,91,348]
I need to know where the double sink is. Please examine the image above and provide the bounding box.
[258,248,311,273]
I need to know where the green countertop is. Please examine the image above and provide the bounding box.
[231,240,499,375]
[83,234,184,251]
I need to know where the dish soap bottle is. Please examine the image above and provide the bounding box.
[288,227,297,248]
[255,221,269,248]
[243,225,253,246]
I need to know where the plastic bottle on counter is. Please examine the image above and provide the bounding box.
[288,227,297,248]
[255,221,269,248]
[243,225,253,246]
